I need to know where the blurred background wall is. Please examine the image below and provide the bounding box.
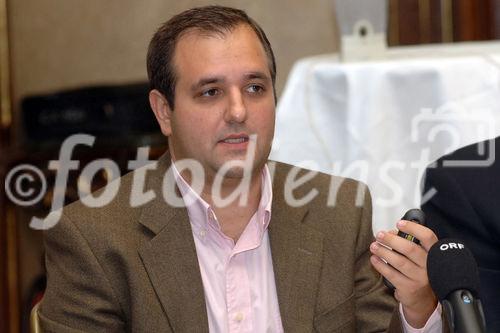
[8,0,500,121]
[7,0,339,115]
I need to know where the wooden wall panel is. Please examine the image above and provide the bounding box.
[492,0,500,38]
[390,0,498,45]
[396,0,421,44]
[452,0,493,41]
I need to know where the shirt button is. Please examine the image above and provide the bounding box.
[235,312,244,322]
[199,229,207,238]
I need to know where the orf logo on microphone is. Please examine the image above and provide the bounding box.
[439,242,465,251]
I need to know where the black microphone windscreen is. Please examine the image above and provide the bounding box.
[427,238,481,301]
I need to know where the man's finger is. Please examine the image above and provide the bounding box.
[375,230,427,268]
[396,220,438,251]
[370,241,422,280]
[370,254,411,289]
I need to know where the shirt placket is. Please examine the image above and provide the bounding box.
[226,252,252,333]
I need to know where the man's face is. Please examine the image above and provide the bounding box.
[157,24,275,180]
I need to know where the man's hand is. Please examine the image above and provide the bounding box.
[369,220,439,328]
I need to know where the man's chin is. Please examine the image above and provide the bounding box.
[221,167,246,179]
[211,159,262,180]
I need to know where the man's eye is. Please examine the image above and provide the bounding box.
[246,84,264,94]
[201,88,219,97]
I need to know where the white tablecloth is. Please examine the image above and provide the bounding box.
[271,41,500,232]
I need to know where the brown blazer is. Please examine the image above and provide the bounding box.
[39,154,404,332]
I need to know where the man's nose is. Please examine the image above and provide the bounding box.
[224,89,248,123]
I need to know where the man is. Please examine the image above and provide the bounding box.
[422,136,500,332]
[40,6,443,332]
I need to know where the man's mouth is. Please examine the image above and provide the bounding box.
[219,134,249,144]
[222,137,247,144]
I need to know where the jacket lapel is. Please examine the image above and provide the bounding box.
[135,158,325,331]
[137,155,209,332]
[268,162,325,331]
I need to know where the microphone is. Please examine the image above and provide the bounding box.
[427,239,487,333]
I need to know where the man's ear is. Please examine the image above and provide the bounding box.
[149,89,172,137]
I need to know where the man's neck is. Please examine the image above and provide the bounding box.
[201,171,262,242]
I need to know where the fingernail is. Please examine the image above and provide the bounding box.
[377,231,385,239]
[397,220,406,227]
[370,243,379,251]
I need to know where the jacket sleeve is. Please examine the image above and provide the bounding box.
[352,185,403,332]
[39,213,125,333]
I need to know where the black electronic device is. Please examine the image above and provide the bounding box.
[383,208,425,290]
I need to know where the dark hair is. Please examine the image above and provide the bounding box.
[147,5,276,109]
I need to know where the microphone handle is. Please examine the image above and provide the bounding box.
[443,289,487,333]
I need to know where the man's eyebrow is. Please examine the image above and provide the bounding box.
[244,71,271,81]
[190,72,271,91]
[191,76,225,91]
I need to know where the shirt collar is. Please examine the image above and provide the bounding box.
[171,160,273,233]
